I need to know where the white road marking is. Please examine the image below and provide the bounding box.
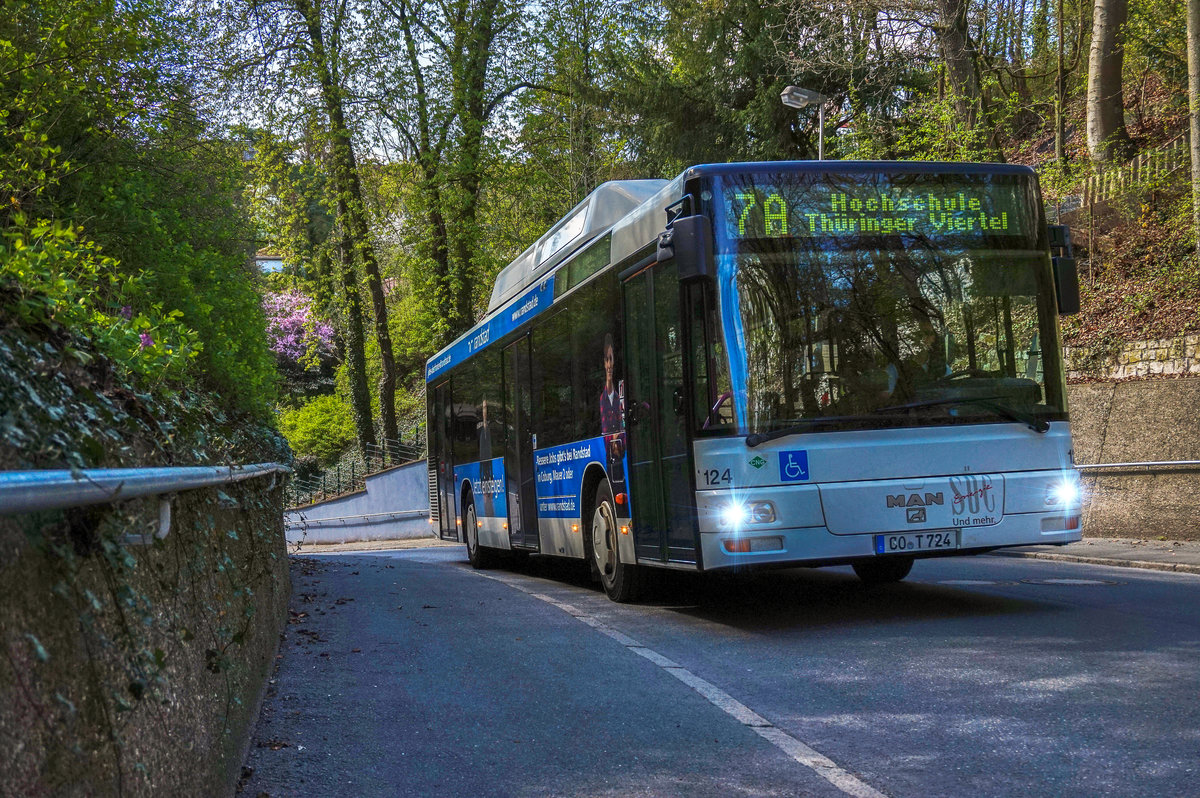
[479,572,888,798]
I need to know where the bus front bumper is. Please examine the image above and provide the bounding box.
[698,513,1081,572]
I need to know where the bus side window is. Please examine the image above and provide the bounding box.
[687,281,733,431]
[568,277,618,440]
[478,347,503,457]
[451,356,480,464]
[533,310,574,448]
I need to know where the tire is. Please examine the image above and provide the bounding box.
[590,479,640,602]
[464,501,497,569]
[853,556,914,586]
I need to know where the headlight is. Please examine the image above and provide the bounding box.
[749,501,777,523]
[720,503,750,528]
[1046,479,1080,507]
[719,501,776,528]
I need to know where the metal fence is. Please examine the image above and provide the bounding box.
[287,431,426,508]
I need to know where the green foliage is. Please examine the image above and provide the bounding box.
[0,218,200,382]
[1,0,277,418]
[601,0,801,172]
[1127,0,1188,91]
[277,394,355,464]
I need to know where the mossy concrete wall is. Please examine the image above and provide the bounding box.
[285,459,430,544]
[0,478,289,797]
[1068,378,1200,541]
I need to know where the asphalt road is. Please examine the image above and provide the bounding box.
[239,547,1200,797]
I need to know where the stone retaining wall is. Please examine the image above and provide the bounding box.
[0,480,290,797]
[1068,378,1200,541]
[1066,335,1200,381]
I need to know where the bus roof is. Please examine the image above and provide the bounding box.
[487,179,669,313]
[678,160,1037,179]
[429,160,1037,380]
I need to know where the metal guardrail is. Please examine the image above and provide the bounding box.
[1076,460,1200,472]
[0,463,291,543]
[284,509,428,527]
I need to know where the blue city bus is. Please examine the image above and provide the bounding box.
[426,161,1083,601]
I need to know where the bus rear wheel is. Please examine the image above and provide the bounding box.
[591,479,640,602]
[852,556,914,585]
[465,502,497,569]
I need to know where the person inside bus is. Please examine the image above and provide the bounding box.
[600,333,623,434]
[599,333,627,494]
[883,318,950,399]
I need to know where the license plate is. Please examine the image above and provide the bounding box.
[875,530,958,555]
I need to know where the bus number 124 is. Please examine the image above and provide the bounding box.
[703,468,732,486]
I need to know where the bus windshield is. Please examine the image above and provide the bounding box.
[704,169,1068,436]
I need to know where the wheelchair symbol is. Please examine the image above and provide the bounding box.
[779,450,809,482]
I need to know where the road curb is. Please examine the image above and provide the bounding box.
[990,549,1200,576]
[289,537,459,554]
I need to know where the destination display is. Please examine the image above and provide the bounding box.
[720,173,1035,243]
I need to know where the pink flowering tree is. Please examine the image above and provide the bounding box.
[262,290,334,369]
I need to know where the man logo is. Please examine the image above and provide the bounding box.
[906,507,927,523]
[886,492,944,508]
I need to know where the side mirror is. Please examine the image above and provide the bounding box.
[657,215,714,281]
[1053,256,1080,316]
[1048,224,1073,256]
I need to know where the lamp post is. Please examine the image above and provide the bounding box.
[780,85,827,160]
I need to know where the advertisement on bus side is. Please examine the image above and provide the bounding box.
[533,436,628,519]
[453,457,507,520]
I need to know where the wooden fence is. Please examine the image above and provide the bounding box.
[1082,132,1190,207]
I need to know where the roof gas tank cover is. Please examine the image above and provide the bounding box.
[486,179,669,313]
[537,203,590,268]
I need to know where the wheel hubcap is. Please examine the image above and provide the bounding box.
[592,503,615,579]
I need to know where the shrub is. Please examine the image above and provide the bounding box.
[262,290,334,367]
[0,219,200,383]
[277,395,355,465]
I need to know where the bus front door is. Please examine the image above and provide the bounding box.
[622,261,698,564]
[431,380,457,541]
[503,336,538,549]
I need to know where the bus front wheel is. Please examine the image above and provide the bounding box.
[852,556,914,586]
[465,502,497,569]
[591,479,640,602]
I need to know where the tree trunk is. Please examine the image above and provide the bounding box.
[392,0,457,347]
[446,0,503,337]
[335,132,400,447]
[1189,0,1200,258]
[935,0,981,130]
[1055,0,1068,169]
[296,0,400,446]
[334,222,377,454]
[1086,0,1133,163]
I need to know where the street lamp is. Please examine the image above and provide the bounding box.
[780,85,827,160]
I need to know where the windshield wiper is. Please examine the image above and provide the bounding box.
[873,396,1050,434]
[744,413,911,447]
